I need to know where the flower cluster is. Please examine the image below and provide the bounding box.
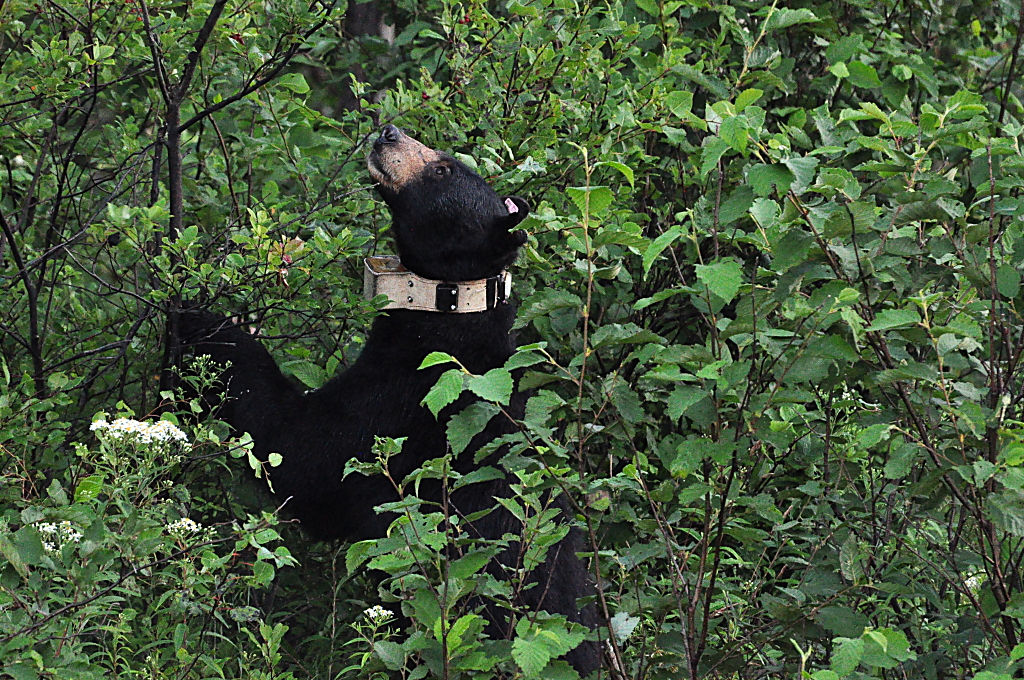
[38,520,83,552]
[167,517,202,536]
[363,605,393,621]
[91,418,188,445]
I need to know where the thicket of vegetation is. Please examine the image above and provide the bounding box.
[2,0,1024,677]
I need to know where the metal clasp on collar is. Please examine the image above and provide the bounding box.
[435,284,459,311]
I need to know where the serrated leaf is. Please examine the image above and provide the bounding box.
[748,163,795,196]
[610,612,641,641]
[346,540,377,574]
[610,381,644,423]
[764,7,817,31]
[816,606,869,637]
[566,186,613,215]
[419,351,456,369]
[513,637,552,677]
[839,535,863,582]
[447,401,500,454]
[666,386,706,420]
[74,475,104,504]
[998,265,1021,298]
[598,161,634,188]
[666,90,693,117]
[783,156,819,193]
[467,368,513,405]
[831,637,864,676]
[643,225,682,276]
[374,640,406,671]
[282,360,327,389]
[251,560,274,585]
[422,369,465,417]
[719,116,749,154]
[735,88,763,111]
[700,137,731,179]
[449,551,492,579]
[695,260,744,302]
[846,61,882,88]
[864,309,919,331]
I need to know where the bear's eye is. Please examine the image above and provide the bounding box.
[434,165,450,177]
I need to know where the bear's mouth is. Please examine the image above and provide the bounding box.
[367,126,441,193]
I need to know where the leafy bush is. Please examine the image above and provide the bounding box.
[3,0,1024,677]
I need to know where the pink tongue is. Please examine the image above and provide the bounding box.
[504,198,518,214]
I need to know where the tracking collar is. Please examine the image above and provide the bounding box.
[364,256,511,313]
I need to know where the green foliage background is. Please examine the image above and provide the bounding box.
[2,0,1024,677]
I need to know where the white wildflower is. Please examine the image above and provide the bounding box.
[167,517,202,536]
[37,520,82,550]
[364,605,393,621]
[91,417,188,445]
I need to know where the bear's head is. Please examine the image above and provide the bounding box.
[368,124,530,282]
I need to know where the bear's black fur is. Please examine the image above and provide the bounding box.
[181,125,600,674]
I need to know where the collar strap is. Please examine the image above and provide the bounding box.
[363,256,511,313]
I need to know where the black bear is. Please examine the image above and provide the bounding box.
[182,125,600,674]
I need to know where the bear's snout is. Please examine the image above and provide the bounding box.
[367,125,442,192]
[375,124,402,148]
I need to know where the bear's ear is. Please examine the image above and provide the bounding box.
[498,196,530,231]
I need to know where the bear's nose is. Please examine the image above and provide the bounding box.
[377,124,402,146]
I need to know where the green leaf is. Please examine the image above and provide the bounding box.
[839,535,863,582]
[5,664,40,680]
[374,640,407,671]
[831,637,864,676]
[512,636,551,678]
[700,137,731,179]
[346,540,378,574]
[447,402,500,454]
[719,115,749,153]
[566,186,613,214]
[610,612,641,641]
[467,368,513,405]
[597,161,634,188]
[666,386,706,420]
[764,7,817,31]
[846,61,882,88]
[47,478,68,506]
[816,606,869,637]
[277,72,310,94]
[252,560,275,585]
[829,61,850,78]
[449,551,492,579]
[998,265,1021,298]
[865,309,920,331]
[783,156,819,194]
[92,44,115,60]
[74,475,105,503]
[422,369,465,417]
[735,88,763,111]
[643,225,682,276]
[666,90,693,117]
[282,360,327,389]
[514,289,582,330]
[13,526,42,566]
[695,260,744,302]
[610,381,644,423]
[419,351,456,369]
[748,163,795,196]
